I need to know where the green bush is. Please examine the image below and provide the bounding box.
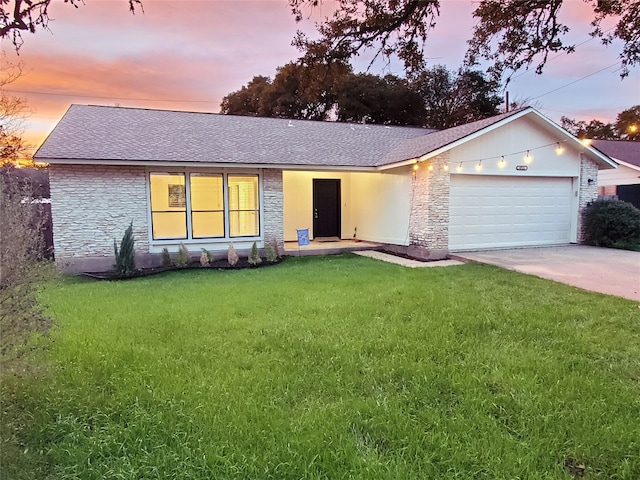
[584,199,640,248]
[113,221,136,278]
[161,248,171,267]
[174,243,190,268]
[200,248,211,267]
[227,244,239,266]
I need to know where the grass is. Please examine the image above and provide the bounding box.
[2,254,639,479]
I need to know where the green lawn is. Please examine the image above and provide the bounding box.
[2,254,639,479]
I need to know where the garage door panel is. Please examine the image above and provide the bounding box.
[449,175,573,251]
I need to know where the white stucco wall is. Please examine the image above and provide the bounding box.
[282,170,412,245]
[349,170,412,245]
[449,117,582,178]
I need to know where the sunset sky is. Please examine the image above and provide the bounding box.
[2,0,639,152]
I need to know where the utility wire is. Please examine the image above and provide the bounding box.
[529,61,620,100]
[1,88,216,104]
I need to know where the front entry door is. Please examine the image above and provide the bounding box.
[313,179,341,238]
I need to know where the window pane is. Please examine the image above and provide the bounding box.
[228,175,259,237]
[230,211,259,237]
[150,173,187,239]
[152,212,187,239]
[190,174,223,211]
[228,175,258,211]
[192,212,224,238]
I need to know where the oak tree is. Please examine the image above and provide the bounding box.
[290,0,640,79]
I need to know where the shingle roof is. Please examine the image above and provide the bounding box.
[592,139,640,168]
[35,105,435,168]
[378,108,528,166]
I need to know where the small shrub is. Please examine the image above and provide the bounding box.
[248,241,262,266]
[174,243,190,268]
[113,221,136,278]
[227,244,239,266]
[265,242,278,263]
[200,248,211,266]
[161,247,172,267]
[584,199,640,248]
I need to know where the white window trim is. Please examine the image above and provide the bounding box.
[146,167,263,252]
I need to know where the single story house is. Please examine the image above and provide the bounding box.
[34,104,616,272]
[592,139,640,208]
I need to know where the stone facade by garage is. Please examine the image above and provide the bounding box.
[407,152,450,260]
[49,164,150,272]
[262,169,284,253]
[577,155,599,243]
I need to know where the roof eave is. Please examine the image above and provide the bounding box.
[37,157,379,172]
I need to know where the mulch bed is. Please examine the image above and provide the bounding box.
[83,257,286,280]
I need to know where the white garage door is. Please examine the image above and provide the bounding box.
[449,175,573,251]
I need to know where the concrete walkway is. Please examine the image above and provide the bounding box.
[354,250,464,268]
[455,245,640,302]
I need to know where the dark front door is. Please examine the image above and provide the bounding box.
[313,179,341,238]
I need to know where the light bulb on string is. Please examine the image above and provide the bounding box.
[524,150,533,164]
[498,156,506,169]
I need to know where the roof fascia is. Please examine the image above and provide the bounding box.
[38,158,378,172]
[377,109,533,171]
[525,110,617,169]
[614,158,640,171]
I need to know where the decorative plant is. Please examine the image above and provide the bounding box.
[271,238,280,259]
[248,241,262,266]
[174,243,190,268]
[200,248,211,267]
[113,221,136,278]
[584,199,640,248]
[265,241,278,263]
[161,247,172,267]
[227,243,239,266]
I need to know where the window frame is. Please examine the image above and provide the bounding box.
[146,168,262,247]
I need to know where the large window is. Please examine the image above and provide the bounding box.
[149,171,260,241]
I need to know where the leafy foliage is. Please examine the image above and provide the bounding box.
[248,242,262,266]
[561,105,640,141]
[113,221,136,278]
[335,73,425,125]
[290,0,640,79]
[1,0,142,52]
[222,63,501,128]
[411,66,502,129]
[584,199,640,248]
[0,169,53,356]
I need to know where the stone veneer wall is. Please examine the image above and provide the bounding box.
[262,169,284,253]
[49,164,149,271]
[577,155,599,243]
[407,152,450,260]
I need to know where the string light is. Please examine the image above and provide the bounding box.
[524,150,533,164]
[438,139,570,171]
[428,164,433,171]
[443,164,449,171]
[412,163,419,171]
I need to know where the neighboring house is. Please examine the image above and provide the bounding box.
[592,139,640,208]
[35,105,616,272]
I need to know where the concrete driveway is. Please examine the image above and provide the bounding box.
[455,245,640,301]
